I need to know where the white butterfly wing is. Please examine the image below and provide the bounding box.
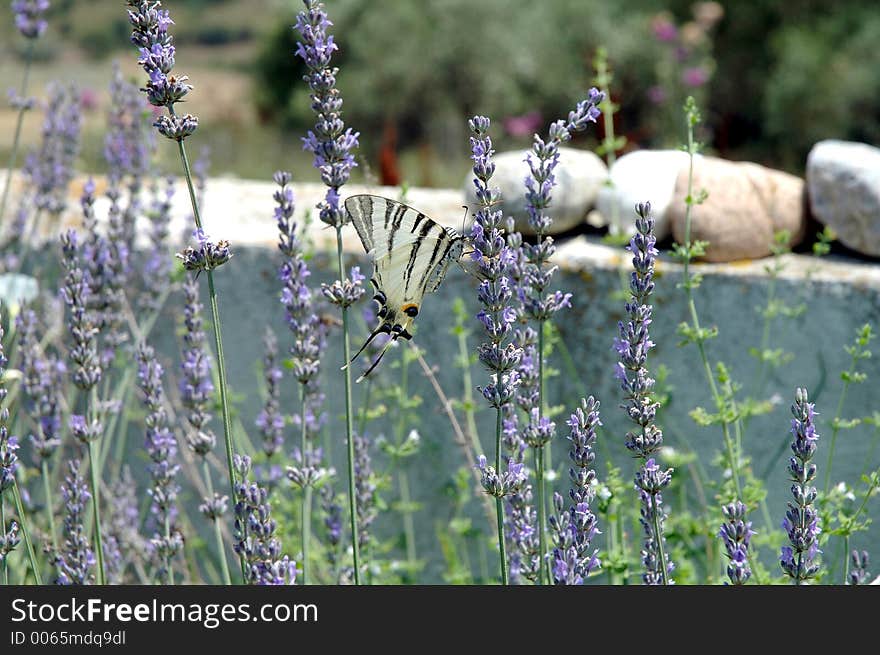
[345,194,463,316]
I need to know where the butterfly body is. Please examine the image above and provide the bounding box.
[344,194,465,379]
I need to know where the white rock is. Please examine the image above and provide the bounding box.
[463,147,607,234]
[595,149,694,240]
[807,140,880,257]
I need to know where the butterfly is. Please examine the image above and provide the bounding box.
[343,194,465,382]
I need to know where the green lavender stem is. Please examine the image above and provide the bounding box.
[171,125,241,580]
[535,445,547,585]
[163,514,173,585]
[12,481,41,584]
[536,322,549,585]
[299,384,311,586]
[650,491,670,585]
[680,105,743,503]
[0,40,35,226]
[494,407,508,586]
[202,458,231,585]
[85,387,106,585]
[824,361,856,494]
[41,460,58,553]
[398,469,417,571]
[393,355,417,575]
[334,225,361,585]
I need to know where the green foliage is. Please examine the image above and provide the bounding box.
[763,8,880,168]
[253,0,658,157]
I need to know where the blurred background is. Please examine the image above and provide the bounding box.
[3,0,879,188]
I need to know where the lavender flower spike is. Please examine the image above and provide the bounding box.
[295,0,360,227]
[60,230,102,392]
[137,345,183,582]
[179,275,217,458]
[26,82,82,217]
[126,0,198,140]
[470,114,523,584]
[719,500,754,584]
[0,323,21,499]
[780,387,822,584]
[233,455,297,585]
[616,202,674,584]
[54,460,95,585]
[256,328,285,458]
[549,396,602,584]
[1,322,22,570]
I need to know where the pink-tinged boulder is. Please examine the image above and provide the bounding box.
[668,156,806,262]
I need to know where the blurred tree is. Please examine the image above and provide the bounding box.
[763,9,880,168]
[253,0,658,177]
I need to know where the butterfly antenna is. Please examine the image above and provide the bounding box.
[342,324,388,371]
[354,333,398,383]
[460,205,470,236]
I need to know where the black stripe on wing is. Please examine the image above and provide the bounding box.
[345,195,376,252]
[404,220,445,297]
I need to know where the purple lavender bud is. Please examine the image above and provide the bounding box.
[780,387,822,583]
[477,455,527,498]
[154,113,198,141]
[232,454,297,585]
[54,460,95,585]
[478,371,520,409]
[321,266,365,308]
[69,414,102,445]
[295,0,360,227]
[849,550,870,586]
[137,345,183,578]
[176,229,232,272]
[199,493,228,521]
[719,500,754,585]
[12,0,49,39]
[522,408,555,449]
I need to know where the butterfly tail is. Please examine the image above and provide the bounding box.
[342,324,389,371]
[355,333,400,383]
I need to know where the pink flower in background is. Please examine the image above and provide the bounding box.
[651,14,678,42]
[79,87,99,112]
[503,110,543,138]
[682,66,709,87]
[647,85,667,105]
